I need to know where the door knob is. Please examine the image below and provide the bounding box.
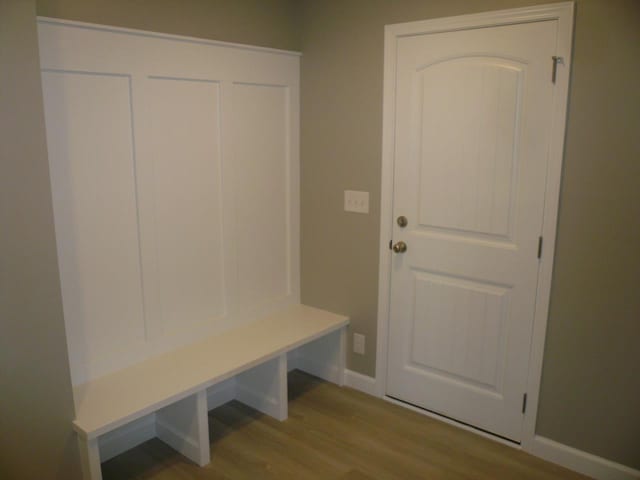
[397,216,408,228]
[392,241,407,253]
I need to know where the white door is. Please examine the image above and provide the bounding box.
[386,19,559,441]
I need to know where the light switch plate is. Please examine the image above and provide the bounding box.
[344,190,369,214]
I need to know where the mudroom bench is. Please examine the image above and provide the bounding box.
[73,304,349,480]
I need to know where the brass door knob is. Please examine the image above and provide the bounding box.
[397,216,408,228]
[392,241,407,253]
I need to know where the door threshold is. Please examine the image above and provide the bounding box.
[384,395,521,449]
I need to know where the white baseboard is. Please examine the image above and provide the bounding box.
[529,435,640,480]
[344,369,378,396]
[99,413,156,462]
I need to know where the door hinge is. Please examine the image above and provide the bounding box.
[552,56,564,83]
[522,393,528,414]
[537,236,543,259]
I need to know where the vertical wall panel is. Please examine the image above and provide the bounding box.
[145,78,226,340]
[233,83,290,309]
[42,71,147,383]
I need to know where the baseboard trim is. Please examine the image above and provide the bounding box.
[344,369,378,396]
[529,435,640,480]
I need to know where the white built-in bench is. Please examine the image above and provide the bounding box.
[74,304,349,480]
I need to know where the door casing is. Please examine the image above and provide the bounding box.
[375,1,574,451]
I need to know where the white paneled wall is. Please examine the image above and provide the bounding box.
[233,83,292,309]
[38,19,300,385]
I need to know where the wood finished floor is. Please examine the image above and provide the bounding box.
[102,370,591,480]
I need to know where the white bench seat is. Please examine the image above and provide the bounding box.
[73,304,349,480]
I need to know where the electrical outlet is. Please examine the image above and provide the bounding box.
[344,190,369,214]
[353,333,365,355]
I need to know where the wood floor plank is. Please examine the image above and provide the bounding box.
[102,371,592,480]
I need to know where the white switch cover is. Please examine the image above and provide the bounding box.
[344,190,369,214]
[353,333,365,355]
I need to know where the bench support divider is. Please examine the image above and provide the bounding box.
[236,353,288,421]
[156,390,211,467]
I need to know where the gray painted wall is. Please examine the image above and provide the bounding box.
[299,0,640,470]
[535,0,640,465]
[36,0,301,51]
[0,1,81,478]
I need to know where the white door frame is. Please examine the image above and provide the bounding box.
[375,1,574,450]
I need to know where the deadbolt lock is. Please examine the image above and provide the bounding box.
[397,216,408,228]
